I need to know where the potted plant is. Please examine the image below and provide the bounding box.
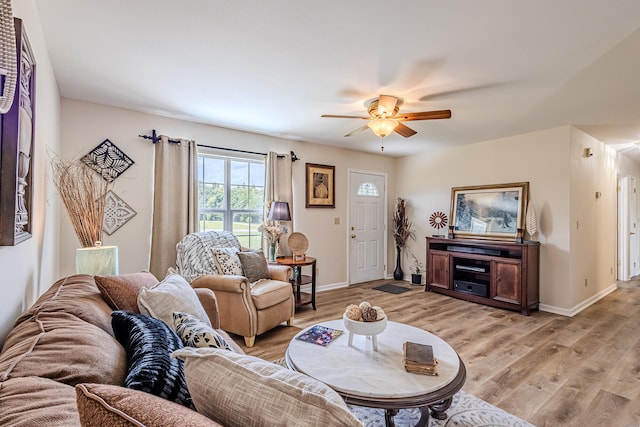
[392,198,415,280]
[410,253,424,285]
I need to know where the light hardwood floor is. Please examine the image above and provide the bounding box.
[231,279,640,427]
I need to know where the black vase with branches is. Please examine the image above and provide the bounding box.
[393,198,415,280]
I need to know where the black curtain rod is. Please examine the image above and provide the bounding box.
[138,129,299,162]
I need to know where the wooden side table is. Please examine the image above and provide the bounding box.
[276,256,316,310]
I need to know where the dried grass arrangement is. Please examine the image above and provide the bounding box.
[393,197,415,249]
[51,156,110,248]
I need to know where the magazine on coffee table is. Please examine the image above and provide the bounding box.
[296,325,343,346]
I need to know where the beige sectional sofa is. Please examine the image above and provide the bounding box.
[0,273,363,426]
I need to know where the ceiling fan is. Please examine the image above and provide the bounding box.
[321,95,451,150]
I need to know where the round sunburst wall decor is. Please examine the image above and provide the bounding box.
[429,211,448,229]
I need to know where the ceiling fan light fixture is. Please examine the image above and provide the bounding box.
[367,119,398,138]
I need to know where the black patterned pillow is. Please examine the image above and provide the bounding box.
[173,312,231,350]
[111,311,193,408]
[212,247,243,275]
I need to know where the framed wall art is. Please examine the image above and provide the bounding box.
[305,163,335,208]
[0,18,36,246]
[449,182,529,241]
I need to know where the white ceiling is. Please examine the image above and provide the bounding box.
[34,1,640,160]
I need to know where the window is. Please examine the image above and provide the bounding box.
[197,151,265,249]
[357,182,379,197]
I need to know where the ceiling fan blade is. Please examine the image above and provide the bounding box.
[321,114,370,119]
[377,95,398,116]
[345,124,370,137]
[395,109,452,121]
[394,122,417,138]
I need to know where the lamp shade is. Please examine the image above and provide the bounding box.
[367,119,399,138]
[268,201,291,221]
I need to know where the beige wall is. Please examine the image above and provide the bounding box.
[569,128,618,310]
[0,1,61,343]
[58,99,396,288]
[395,125,626,313]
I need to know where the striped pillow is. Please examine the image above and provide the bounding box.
[111,311,193,409]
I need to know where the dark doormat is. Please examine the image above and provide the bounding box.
[373,284,412,294]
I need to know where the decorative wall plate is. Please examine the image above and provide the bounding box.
[81,139,134,182]
[429,211,448,229]
[103,190,136,235]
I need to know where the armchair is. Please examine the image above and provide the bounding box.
[175,231,295,347]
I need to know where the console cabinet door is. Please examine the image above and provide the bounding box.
[493,260,521,304]
[429,251,450,289]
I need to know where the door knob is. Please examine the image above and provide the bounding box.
[351,234,356,239]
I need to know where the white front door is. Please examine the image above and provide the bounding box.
[349,171,386,284]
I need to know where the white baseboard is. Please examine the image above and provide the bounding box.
[299,282,348,293]
[539,283,618,317]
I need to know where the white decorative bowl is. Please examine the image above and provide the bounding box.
[342,314,388,336]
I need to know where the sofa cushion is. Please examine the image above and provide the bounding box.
[250,279,295,310]
[0,310,127,386]
[138,273,211,328]
[76,383,220,427]
[172,347,363,427]
[237,250,271,283]
[8,274,116,338]
[173,312,231,350]
[111,311,193,409]
[212,247,243,276]
[95,271,159,313]
[0,376,80,426]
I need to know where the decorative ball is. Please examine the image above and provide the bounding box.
[359,301,371,311]
[372,306,385,321]
[361,306,378,322]
[345,304,362,321]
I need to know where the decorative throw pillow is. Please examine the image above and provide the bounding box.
[172,347,362,427]
[212,247,243,276]
[75,383,214,427]
[237,250,271,283]
[94,271,159,313]
[111,311,193,409]
[138,273,212,328]
[173,312,231,350]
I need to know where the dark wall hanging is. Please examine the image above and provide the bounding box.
[81,139,134,182]
[0,18,36,246]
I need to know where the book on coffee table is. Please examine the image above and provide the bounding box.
[296,325,343,346]
[403,341,439,376]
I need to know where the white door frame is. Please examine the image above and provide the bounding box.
[347,169,388,285]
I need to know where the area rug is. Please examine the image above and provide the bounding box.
[348,390,534,426]
[373,283,412,294]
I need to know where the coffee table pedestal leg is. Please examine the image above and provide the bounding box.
[429,397,453,420]
[384,407,430,427]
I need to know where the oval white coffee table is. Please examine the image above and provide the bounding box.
[285,320,466,427]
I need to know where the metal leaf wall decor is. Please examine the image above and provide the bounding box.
[103,190,136,235]
[81,139,134,182]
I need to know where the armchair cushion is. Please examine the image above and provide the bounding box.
[138,274,211,328]
[237,250,271,283]
[250,280,295,310]
[212,247,243,276]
